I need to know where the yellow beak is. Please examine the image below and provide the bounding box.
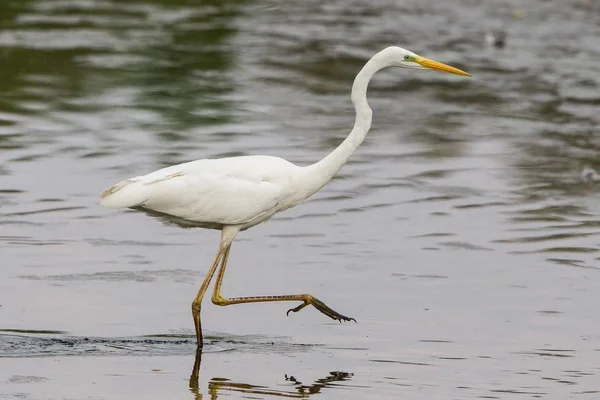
[415,56,471,77]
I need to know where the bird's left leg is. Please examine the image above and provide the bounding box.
[211,244,356,323]
[191,227,239,349]
[191,246,224,349]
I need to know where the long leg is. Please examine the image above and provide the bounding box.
[191,247,223,348]
[211,243,356,323]
[192,227,240,349]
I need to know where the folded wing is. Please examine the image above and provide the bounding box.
[100,157,291,227]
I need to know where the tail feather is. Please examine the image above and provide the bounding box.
[100,178,147,209]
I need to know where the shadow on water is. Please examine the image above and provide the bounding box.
[0,330,354,399]
[0,329,314,358]
[0,330,197,357]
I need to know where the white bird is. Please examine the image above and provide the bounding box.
[100,46,470,349]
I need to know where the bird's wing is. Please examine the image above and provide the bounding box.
[100,158,290,226]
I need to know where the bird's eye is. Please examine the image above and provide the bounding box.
[404,55,411,61]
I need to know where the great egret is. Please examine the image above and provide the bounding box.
[100,46,470,348]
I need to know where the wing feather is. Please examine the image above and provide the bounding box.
[100,156,294,226]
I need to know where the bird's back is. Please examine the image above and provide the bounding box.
[100,155,302,229]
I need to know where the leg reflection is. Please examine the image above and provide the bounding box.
[189,348,203,399]
[188,347,353,398]
[285,371,353,396]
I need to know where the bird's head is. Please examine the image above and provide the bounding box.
[380,46,470,77]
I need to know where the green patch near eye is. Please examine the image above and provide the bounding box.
[404,56,416,62]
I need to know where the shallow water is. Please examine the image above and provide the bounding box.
[2,0,600,398]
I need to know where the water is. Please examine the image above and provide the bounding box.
[1,0,600,398]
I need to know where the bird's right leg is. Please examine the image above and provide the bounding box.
[211,243,356,323]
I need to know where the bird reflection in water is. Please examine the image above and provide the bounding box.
[189,349,353,399]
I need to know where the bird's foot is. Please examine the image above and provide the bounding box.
[286,296,356,323]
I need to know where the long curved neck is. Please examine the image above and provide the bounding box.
[302,53,388,194]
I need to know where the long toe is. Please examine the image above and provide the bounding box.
[311,298,356,322]
[286,300,309,316]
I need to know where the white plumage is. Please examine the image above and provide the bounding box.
[99,46,470,349]
[101,156,304,230]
